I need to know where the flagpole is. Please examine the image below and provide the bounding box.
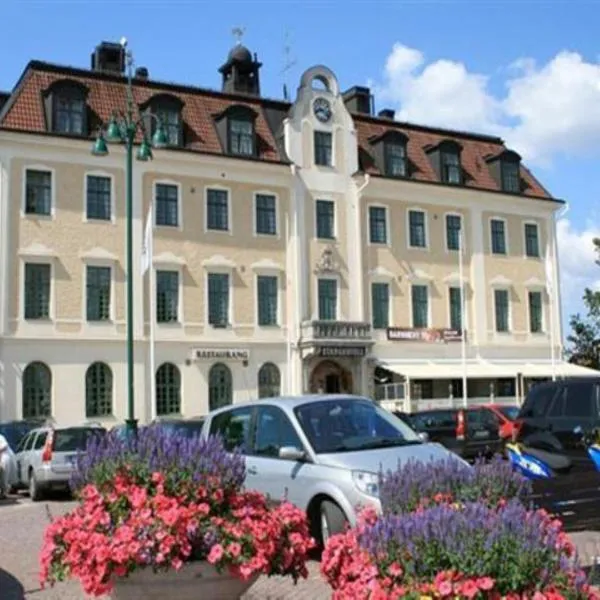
[149,216,156,420]
[459,226,468,408]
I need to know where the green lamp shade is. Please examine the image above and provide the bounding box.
[136,140,153,162]
[91,135,109,156]
[106,118,123,143]
[152,125,169,149]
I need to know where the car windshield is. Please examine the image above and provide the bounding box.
[157,421,205,439]
[53,427,106,452]
[498,406,520,421]
[294,398,421,454]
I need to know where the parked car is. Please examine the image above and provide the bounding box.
[201,394,460,546]
[484,404,520,440]
[0,419,45,452]
[409,407,503,460]
[514,378,600,473]
[14,424,106,500]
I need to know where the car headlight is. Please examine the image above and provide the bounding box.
[352,470,379,497]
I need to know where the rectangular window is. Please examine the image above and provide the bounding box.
[86,175,111,221]
[443,152,461,184]
[24,263,50,320]
[54,95,85,135]
[257,275,278,326]
[369,206,387,244]
[502,161,520,193]
[206,189,229,231]
[525,223,540,258]
[371,282,390,329]
[316,199,335,239]
[384,142,407,177]
[86,266,111,321]
[490,219,507,255]
[155,183,179,227]
[494,289,510,333]
[445,214,462,251]
[529,291,543,333]
[408,210,427,248]
[156,108,180,146]
[255,194,277,235]
[318,278,337,321]
[25,170,52,216]
[156,270,179,323]
[411,285,429,328]
[208,273,230,327]
[229,118,254,156]
[449,286,463,330]
[314,131,332,166]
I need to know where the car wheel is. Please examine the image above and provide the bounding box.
[319,500,347,547]
[29,471,43,502]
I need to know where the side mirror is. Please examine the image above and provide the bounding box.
[418,432,429,443]
[279,446,307,461]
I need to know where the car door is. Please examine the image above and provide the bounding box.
[208,405,255,454]
[16,431,36,485]
[245,405,316,512]
[465,408,500,458]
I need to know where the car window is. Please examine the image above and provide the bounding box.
[25,432,38,451]
[15,432,31,453]
[521,385,558,418]
[253,406,303,458]
[209,407,253,452]
[547,392,565,417]
[33,431,48,450]
[498,406,519,421]
[53,428,106,452]
[563,382,594,418]
[467,409,498,427]
[412,411,457,430]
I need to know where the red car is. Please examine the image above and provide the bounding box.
[484,404,520,440]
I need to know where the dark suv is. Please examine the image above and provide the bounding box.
[515,378,600,473]
[409,407,502,460]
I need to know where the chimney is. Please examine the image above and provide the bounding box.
[91,41,125,74]
[342,86,373,115]
[135,66,149,80]
[378,108,395,120]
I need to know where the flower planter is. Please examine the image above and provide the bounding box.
[111,562,258,600]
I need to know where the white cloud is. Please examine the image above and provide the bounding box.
[371,44,600,165]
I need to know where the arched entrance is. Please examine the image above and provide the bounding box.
[309,360,353,394]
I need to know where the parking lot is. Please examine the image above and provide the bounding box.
[1,493,599,600]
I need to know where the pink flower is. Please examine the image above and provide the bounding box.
[477,577,495,591]
[227,542,242,558]
[459,579,480,599]
[437,581,453,597]
[207,544,224,565]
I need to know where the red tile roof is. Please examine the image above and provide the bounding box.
[0,61,555,201]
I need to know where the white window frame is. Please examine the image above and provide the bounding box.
[367,203,390,246]
[81,259,116,323]
[406,207,429,250]
[410,282,431,329]
[22,165,56,219]
[314,274,341,321]
[253,190,280,238]
[204,185,232,235]
[153,179,183,231]
[204,268,234,328]
[525,286,545,335]
[83,170,116,224]
[314,197,337,240]
[444,211,463,253]
[493,287,512,334]
[254,271,282,328]
[154,264,184,326]
[20,257,55,322]
[523,220,541,259]
[489,216,509,255]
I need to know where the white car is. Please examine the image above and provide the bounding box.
[0,434,18,498]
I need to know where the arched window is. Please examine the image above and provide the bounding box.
[22,362,52,419]
[209,363,233,411]
[85,362,113,417]
[156,363,181,416]
[258,363,281,398]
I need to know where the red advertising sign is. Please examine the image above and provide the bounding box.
[386,328,466,343]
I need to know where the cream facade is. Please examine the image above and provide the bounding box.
[0,55,593,426]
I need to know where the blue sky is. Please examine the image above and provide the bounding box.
[1,0,599,341]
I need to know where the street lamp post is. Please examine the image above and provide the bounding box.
[92,41,168,436]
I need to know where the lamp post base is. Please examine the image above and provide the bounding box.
[125,419,138,436]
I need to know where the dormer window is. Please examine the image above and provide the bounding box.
[425,139,462,185]
[485,149,522,194]
[384,140,407,177]
[142,94,184,147]
[229,116,254,156]
[442,150,461,184]
[501,160,520,193]
[43,79,89,136]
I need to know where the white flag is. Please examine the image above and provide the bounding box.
[141,207,153,275]
[545,241,554,295]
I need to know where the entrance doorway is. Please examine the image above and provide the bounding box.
[310,360,353,394]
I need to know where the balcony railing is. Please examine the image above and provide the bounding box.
[301,320,372,342]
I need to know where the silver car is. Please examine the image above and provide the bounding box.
[14,424,105,500]
[201,394,459,545]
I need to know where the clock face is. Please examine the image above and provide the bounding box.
[313,97,332,123]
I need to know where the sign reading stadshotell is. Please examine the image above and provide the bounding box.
[193,349,250,360]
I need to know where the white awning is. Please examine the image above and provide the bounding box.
[521,362,600,378]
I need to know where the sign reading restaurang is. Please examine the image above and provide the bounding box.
[192,348,250,360]
[386,328,466,343]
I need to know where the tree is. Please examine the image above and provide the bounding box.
[566,238,600,369]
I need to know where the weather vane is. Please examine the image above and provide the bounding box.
[281,29,297,100]
[232,27,246,46]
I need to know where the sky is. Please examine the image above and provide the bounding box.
[1,0,599,342]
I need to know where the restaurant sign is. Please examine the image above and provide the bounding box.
[192,348,250,360]
[316,346,366,358]
[386,328,466,343]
